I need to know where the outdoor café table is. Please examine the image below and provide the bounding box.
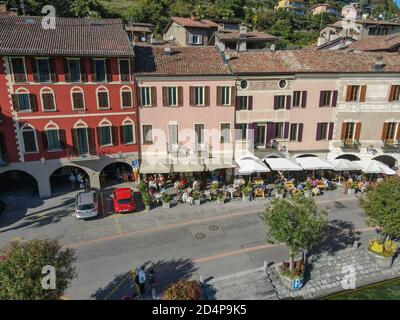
[227,187,236,199]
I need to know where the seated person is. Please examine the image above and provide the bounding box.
[297,183,304,191]
[312,186,320,196]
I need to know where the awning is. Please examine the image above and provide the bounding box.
[140,160,171,174]
[204,159,237,171]
[263,157,303,171]
[328,159,361,171]
[294,157,333,170]
[355,160,396,175]
[236,156,270,175]
[172,162,205,173]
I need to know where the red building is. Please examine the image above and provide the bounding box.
[0,16,138,197]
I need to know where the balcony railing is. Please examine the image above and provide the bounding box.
[66,147,100,161]
[382,140,400,153]
[342,140,361,150]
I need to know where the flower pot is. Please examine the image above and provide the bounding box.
[195,199,201,206]
[162,202,171,209]
[145,204,151,212]
[242,195,251,202]
[367,250,393,269]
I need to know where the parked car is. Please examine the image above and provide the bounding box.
[112,188,135,213]
[75,191,99,219]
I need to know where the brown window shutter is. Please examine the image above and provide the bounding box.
[31,57,39,82]
[205,86,210,107]
[136,88,141,107]
[119,126,125,145]
[90,59,96,82]
[397,124,400,141]
[96,127,102,146]
[49,58,57,82]
[189,87,195,106]
[381,123,388,140]
[162,87,168,106]
[11,94,20,111]
[359,85,367,102]
[345,86,351,102]
[59,129,66,149]
[106,59,112,82]
[63,58,70,82]
[151,87,157,107]
[29,94,38,111]
[178,87,183,107]
[388,85,395,102]
[111,126,118,145]
[340,123,347,140]
[80,58,87,82]
[87,128,96,154]
[230,86,236,107]
[354,123,362,141]
[216,86,222,106]
[42,131,49,151]
[71,128,78,153]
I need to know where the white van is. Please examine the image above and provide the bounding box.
[75,191,99,219]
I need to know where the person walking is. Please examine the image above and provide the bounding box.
[131,267,141,300]
[138,266,146,296]
[69,173,76,190]
[76,173,82,188]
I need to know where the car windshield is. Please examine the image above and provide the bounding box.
[117,198,132,205]
[78,203,95,211]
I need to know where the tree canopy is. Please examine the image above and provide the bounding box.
[0,239,77,300]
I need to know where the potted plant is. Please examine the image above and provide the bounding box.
[137,181,148,194]
[367,239,396,268]
[264,193,327,291]
[192,191,201,206]
[162,192,171,209]
[216,193,226,205]
[241,182,252,202]
[347,181,357,195]
[141,192,151,212]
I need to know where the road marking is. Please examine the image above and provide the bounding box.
[63,197,358,249]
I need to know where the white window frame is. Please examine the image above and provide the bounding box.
[10,57,27,83]
[36,57,51,83]
[98,118,113,147]
[220,122,231,144]
[96,86,110,110]
[190,34,203,45]
[120,85,133,109]
[140,87,152,107]
[194,86,205,106]
[15,88,31,112]
[20,123,38,154]
[167,86,178,107]
[122,117,136,145]
[221,86,231,106]
[71,86,86,111]
[40,87,56,112]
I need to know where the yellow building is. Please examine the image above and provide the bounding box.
[276,0,306,15]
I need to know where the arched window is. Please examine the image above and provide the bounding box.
[97,118,114,146]
[12,88,36,112]
[40,87,56,111]
[71,87,85,110]
[121,118,136,145]
[96,86,110,110]
[44,121,63,151]
[21,124,38,153]
[120,86,133,108]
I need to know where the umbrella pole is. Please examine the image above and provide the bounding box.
[338,170,341,185]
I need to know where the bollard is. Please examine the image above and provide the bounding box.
[353,241,359,249]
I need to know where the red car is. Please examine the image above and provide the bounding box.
[112,188,136,213]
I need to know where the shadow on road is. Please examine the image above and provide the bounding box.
[90,258,198,300]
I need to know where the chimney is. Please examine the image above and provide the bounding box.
[374,56,385,71]
[191,12,198,21]
[164,47,172,56]
[239,25,248,38]
[223,53,230,64]
[9,8,18,16]
[0,1,6,12]
[270,44,276,51]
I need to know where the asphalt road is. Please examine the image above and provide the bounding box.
[0,187,375,300]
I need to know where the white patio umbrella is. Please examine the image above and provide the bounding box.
[294,157,333,170]
[328,159,362,184]
[263,158,303,171]
[355,160,396,179]
[236,156,270,175]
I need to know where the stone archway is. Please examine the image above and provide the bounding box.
[99,161,133,188]
[49,165,91,196]
[0,170,39,198]
[295,154,318,158]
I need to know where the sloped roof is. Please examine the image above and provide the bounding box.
[0,16,134,57]
[346,34,400,52]
[228,50,400,74]
[134,46,231,76]
[170,17,218,29]
[214,30,276,41]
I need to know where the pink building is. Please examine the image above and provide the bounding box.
[134,46,236,180]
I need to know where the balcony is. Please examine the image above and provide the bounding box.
[67,147,100,161]
[341,140,361,151]
[382,141,400,153]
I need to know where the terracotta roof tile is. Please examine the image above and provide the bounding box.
[228,50,400,74]
[215,30,276,41]
[0,16,134,57]
[171,17,218,29]
[134,46,230,76]
[346,34,400,52]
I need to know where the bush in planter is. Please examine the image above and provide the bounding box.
[369,239,396,258]
[217,193,225,203]
[280,260,305,279]
[162,280,201,300]
[241,182,252,198]
[263,193,327,273]
[141,192,151,209]
[137,181,148,194]
[359,176,400,246]
[192,191,200,201]
[162,192,171,203]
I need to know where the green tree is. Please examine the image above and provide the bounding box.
[263,193,327,271]
[0,239,77,300]
[163,280,201,300]
[359,176,400,242]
